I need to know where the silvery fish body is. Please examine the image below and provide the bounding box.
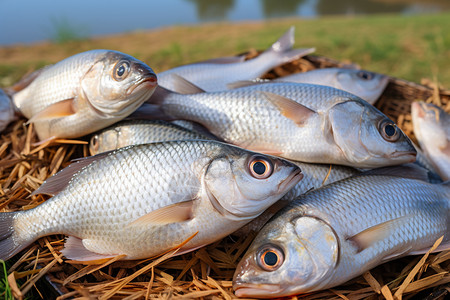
[89,120,209,155]
[412,101,450,180]
[153,82,416,167]
[235,162,359,235]
[233,171,450,298]
[12,50,157,140]
[272,68,389,104]
[158,27,314,92]
[0,89,16,132]
[0,140,302,262]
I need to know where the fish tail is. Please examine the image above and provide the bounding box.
[0,211,28,261]
[260,27,315,64]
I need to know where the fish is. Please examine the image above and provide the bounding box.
[157,27,315,92]
[228,68,389,105]
[234,162,359,235]
[11,49,157,140]
[0,89,16,132]
[233,166,450,298]
[145,80,416,168]
[412,101,450,180]
[0,140,302,262]
[89,120,210,155]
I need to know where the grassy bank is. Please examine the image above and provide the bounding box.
[0,12,449,88]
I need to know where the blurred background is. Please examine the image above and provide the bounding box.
[0,0,449,87]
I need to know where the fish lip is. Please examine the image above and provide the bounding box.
[278,168,303,193]
[387,151,417,162]
[234,283,283,298]
[127,73,157,95]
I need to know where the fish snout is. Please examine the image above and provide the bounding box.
[127,64,158,95]
[233,282,283,298]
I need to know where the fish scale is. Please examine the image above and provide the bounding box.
[158,82,415,167]
[233,173,450,297]
[0,140,301,261]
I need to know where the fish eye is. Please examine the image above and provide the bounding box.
[379,120,400,142]
[249,156,273,179]
[113,60,131,81]
[90,135,99,152]
[357,71,373,80]
[257,245,284,271]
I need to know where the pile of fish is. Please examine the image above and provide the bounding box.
[1,27,449,298]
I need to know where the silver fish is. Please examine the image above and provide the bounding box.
[89,120,210,155]
[233,167,450,298]
[230,68,389,105]
[157,27,315,92]
[11,50,157,140]
[0,89,16,132]
[0,140,302,262]
[147,81,416,168]
[412,101,450,180]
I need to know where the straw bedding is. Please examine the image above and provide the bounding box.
[1,53,450,300]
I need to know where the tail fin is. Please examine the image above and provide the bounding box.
[0,212,23,261]
[260,27,315,65]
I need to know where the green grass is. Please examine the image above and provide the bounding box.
[0,260,13,300]
[0,12,449,88]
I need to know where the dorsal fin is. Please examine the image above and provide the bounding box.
[227,79,269,89]
[361,164,429,182]
[261,91,316,126]
[170,74,206,94]
[31,151,113,196]
[268,26,295,53]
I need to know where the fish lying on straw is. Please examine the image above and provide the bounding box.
[233,165,450,298]
[9,49,157,140]
[157,27,315,92]
[0,140,302,262]
[89,120,210,155]
[412,101,450,180]
[229,67,389,104]
[143,79,416,167]
[0,88,16,132]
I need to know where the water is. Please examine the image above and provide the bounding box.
[0,0,448,46]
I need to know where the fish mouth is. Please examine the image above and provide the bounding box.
[127,73,157,95]
[278,168,303,193]
[234,283,283,298]
[386,151,417,162]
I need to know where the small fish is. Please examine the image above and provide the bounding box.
[0,140,302,262]
[157,27,315,92]
[0,89,16,132]
[412,101,450,180]
[89,120,210,155]
[145,80,416,168]
[11,50,157,140]
[233,166,450,298]
[229,68,389,104]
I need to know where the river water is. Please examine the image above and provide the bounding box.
[0,0,448,45]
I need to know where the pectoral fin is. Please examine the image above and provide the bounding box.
[127,200,196,227]
[27,98,76,124]
[260,91,316,126]
[347,215,412,253]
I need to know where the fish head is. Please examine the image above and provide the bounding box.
[233,214,339,298]
[89,125,123,155]
[329,99,416,167]
[336,69,389,103]
[412,101,449,150]
[81,50,157,118]
[204,150,302,220]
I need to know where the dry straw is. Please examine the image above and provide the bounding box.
[1,54,450,299]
